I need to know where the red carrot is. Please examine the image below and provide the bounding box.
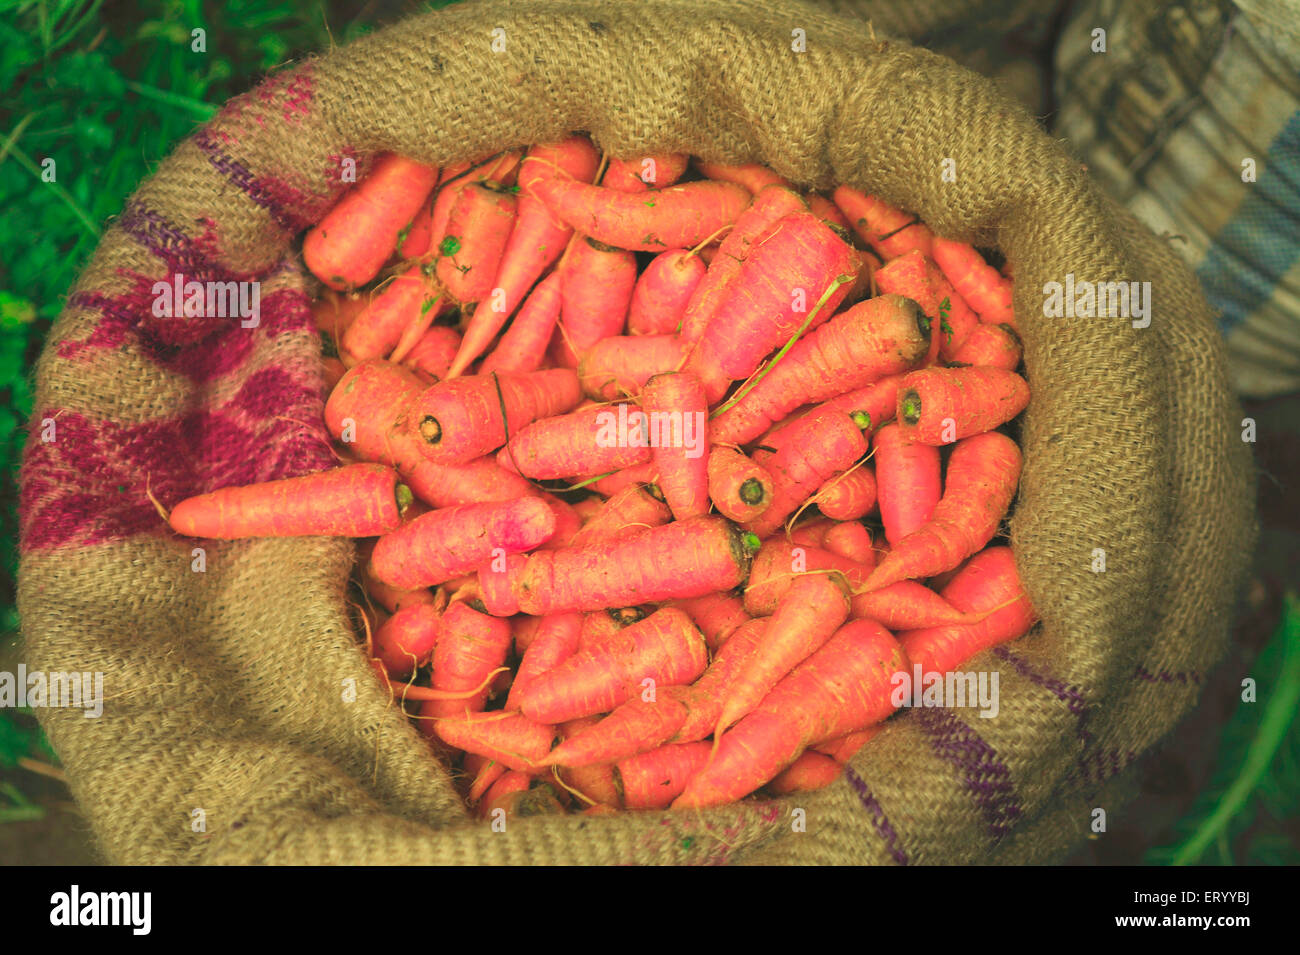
[813,374,907,432]
[617,741,713,810]
[312,290,369,343]
[505,611,583,711]
[641,372,711,521]
[678,185,808,344]
[423,600,513,718]
[476,768,528,816]
[497,404,653,480]
[603,153,691,192]
[399,324,461,379]
[555,717,623,808]
[896,366,1030,446]
[873,249,978,362]
[693,160,791,195]
[745,408,869,538]
[429,151,522,255]
[434,712,556,773]
[478,270,564,377]
[168,463,408,539]
[931,237,1016,329]
[898,546,1037,673]
[946,322,1023,372]
[370,496,557,590]
[671,590,751,653]
[576,334,687,401]
[767,750,841,794]
[436,182,517,307]
[714,571,850,735]
[531,177,750,252]
[372,602,442,679]
[873,423,941,544]
[822,521,874,564]
[476,552,528,617]
[707,294,927,445]
[805,192,852,230]
[627,249,708,336]
[586,461,658,498]
[554,235,638,367]
[850,579,971,629]
[341,264,447,364]
[464,753,506,805]
[450,136,600,377]
[673,619,907,808]
[409,368,582,463]
[357,539,439,615]
[831,185,934,260]
[514,515,757,615]
[814,467,877,521]
[397,198,434,259]
[567,483,671,549]
[304,154,439,290]
[516,607,708,723]
[687,212,862,400]
[541,685,691,769]
[742,539,872,615]
[706,447,774,523]
[861,431,1022,591]
[811,725,881,764]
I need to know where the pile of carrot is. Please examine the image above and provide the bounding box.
[164,139,1038,818]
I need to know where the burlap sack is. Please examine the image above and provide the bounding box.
[19,0,1257,864]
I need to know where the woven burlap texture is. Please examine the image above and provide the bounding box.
[19,0,1256,864]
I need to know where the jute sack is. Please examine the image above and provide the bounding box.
[19,0,1257,864]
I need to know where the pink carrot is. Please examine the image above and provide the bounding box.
[641,372,710,520]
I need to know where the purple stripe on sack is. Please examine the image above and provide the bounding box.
[193,127,315,233]
[1134,665,1202,685]
[992,646,1088,714]
[916,708,1022,840]
[1071,747,1138,789]
[842,765,910,865]
[19,365,333,552]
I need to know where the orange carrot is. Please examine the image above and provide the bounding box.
[510,614,544,653]
[617,741,713,810]
[304,154,439,290]
[312,290,369,343]
[805,192,852,230]
[321,356,347,393]
[931,237,1016,329]
[873,249,979,362]
[745,408,869,538]
[370,496,557,590]
[429,151,522,254]
[946,322,1022,372]
[554,235,638,367]
[476,552,529,616]
[811,725,881,763]
[516,607,708,723]
[831,184,934,260]
[587,461,658,498]
[694,160,791,195]
[898,546,1037,673]
[627,249,707,336]
[436,182,517,306]
[505,611,583,711]
[478,270,565,377]
[168,463,407,539]
[850,579,970,629]
[873,423,941,544]
[340,264,446,364]
[434,711,556,773]
[514,515,758,615]
[678,185,809,345]
[397,198,434,259]
[641,372,710,521]
[567,483,671,549]
[496,404,653,480]
[671,590,751,653]
[531,177,751,252]
[463,753,506,805]
[449,136,600,377]
[603,153,691,192]
[673,619,907,809]
[896,366,1030,446]
[423,600,513,718]
[371,602,442,678]
[401,324,462,380]
[767,750,841,794]
[714,571,850,735]
[555,717,623,807]
[708,294,927,446]
[409,368,582,463]
[477,769,529,817]
[535,494,584,550]
[541,685,691,769]
[813,374,907,433]
[860,431,1022,592]
[688,213,863,401]
[576,334,687,401]
[822,521,874,564]
[743,539,872,615]
[357,539,439,614]
[814,468,876,521]
[706,447,774,523]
